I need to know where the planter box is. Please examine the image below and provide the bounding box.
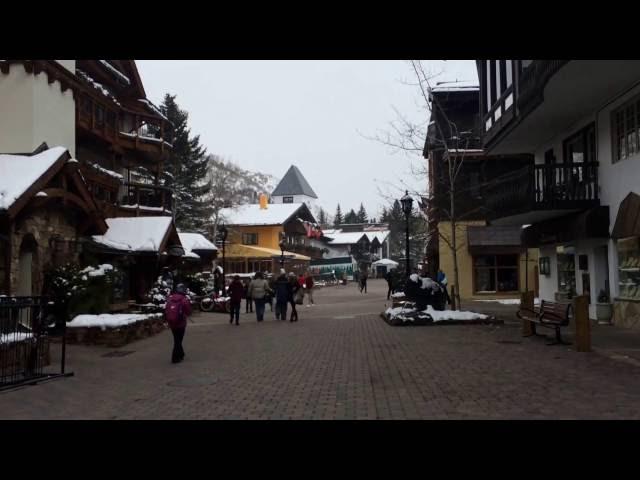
[65,314,166,346]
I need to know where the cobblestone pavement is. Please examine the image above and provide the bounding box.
[2,279,640,419]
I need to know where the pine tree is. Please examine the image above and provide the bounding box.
[344,209,358,224]
[356,203,368,223]
[334,204,344,227]
[317,208,328,228]
[161,94,212,232]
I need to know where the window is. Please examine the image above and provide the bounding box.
[473,254,519,293]
[283,196,294,203]
[612,97,640,163]
[242,233,258,245]
[95,104,105,127]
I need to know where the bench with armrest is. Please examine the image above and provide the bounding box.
[517,300,572,345]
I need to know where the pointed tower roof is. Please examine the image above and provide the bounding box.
[271,165,318,199]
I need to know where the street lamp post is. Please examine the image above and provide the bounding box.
[279,232,286,269]
[219,224,228,287]
[400,190,414,277]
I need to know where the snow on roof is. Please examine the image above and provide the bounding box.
[367,230,390,243]
[372,258,398,266]
[99,60,131,85]
[219,203,304,226]
[77,69,121,107]
[92,216,173,252]
[0,146,67,210]
[179,233,218,253]
[431,80,479,93]
[326,231,368,245]
[90,162,124,181]
[138,99,169,121]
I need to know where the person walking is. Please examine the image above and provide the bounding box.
[288,273,300,322]
[165,283,192,364]
[437,269,451,306]
[274,269,291,320]
[359,268,368,294]
[248,272,271,322]
[305,271,315,306]
[228,275,244,325]
[243,278,253,313]
[385,270,395,300]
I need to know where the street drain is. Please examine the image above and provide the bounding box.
[167,377,219,388]
[102,350,135,357]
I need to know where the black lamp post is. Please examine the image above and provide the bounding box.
[219,224,228,284]
[400,190,414,277]
[279,232,286,269]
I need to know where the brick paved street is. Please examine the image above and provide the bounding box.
[2,279,640,419]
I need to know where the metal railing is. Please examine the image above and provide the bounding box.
[0,296,73,390]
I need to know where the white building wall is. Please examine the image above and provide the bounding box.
[272,194,316,212]
[0,62,76,156]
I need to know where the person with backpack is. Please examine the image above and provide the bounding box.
[288,273,300,322]
[228,275,244,325]
[165,283,192,364]
[248,272,271,322]
[274,269,291,320]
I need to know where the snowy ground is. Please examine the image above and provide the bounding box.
[68,313,163,329]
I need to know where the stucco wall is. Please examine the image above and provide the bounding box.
[0,63,75,156]
[228,225,283,250]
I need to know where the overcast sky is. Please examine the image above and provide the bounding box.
[137,60,478,219]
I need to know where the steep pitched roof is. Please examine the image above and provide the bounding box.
[219,202,315,226]
[271,165,318,199]
[92,217,177,253]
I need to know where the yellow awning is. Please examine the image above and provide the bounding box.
[224,243,311,261]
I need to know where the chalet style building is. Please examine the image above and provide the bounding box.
[424,81,538,300]
[0,60,210,305]
[478,60,640,327]
[270,165,318,210]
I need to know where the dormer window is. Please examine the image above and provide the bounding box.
[283,196,294,203]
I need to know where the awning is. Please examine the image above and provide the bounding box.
[224,243,311,261]
[467,225,524,254]
[521,206,610,247]
[612,192,640,239]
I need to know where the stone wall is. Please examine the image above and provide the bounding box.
[9,205,81,296]
[64,315,166,348]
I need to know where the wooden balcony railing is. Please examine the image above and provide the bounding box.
[118,182,173,215]
[485,162,599,220]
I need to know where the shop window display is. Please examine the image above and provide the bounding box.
[617,237,640,301]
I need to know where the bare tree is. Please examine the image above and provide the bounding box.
[365,60,475,309]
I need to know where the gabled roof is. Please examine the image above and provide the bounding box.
[271,165,318,199]
[178,233,218,253]
[92,216,177,253]
[219,202,315,226]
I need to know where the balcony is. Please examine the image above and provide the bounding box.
[284,243,326,260]
[117,182,173,217]
[485,162,600,225]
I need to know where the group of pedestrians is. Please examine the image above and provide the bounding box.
[228,270,315,324]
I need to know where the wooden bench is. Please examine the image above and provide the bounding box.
[517,300,572,345]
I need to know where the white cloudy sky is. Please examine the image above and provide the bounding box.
[137,60,478,219]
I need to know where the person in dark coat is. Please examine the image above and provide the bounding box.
[165,283,192,364]
[243,278,253,313]
[274,270,292,320]
[288,273,300,322]
[228,275,244,325]
[385,270,395,300]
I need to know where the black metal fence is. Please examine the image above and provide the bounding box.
[0,296,72,390]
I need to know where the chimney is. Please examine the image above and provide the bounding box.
[259,193,268,210]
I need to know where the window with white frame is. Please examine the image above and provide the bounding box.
[612,96,640,163]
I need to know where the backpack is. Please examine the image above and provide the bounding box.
[165,296,184,327]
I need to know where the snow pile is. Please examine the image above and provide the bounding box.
[0,332,33,344]
[92,216,173,252]
[79,264,114,278]
[385,305,488,323]
[68,313,162,329]
[99,60,131,85]
[0,146,67,210]
[35,191,48,197]
[385,306,432,323]
[475,298,541,306]
[391,292,406,298]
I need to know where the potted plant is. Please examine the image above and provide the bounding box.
[595,289,613,325]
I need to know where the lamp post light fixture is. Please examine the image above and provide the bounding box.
[400,190,414,277]
[279,232,286,269]
[219,224,228,284]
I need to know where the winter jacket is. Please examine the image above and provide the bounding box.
[274,276,292,303]
[298,276,305,288]
[248,278,270,300]
[289,280,300,302]
[166,293,192,329]
[228,280,244,303]
[305,276,314,289]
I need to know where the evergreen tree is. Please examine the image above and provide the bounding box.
[344,209,358,224]
[334,204,344,227]
[160,94,212,232]
[317,208,328,228]
[356,203,368,223]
